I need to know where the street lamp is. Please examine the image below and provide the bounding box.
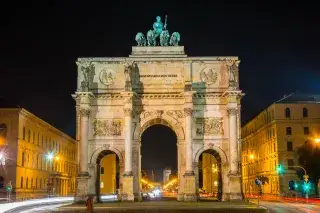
[315,138,320,144]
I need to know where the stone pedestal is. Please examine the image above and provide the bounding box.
[121,175,134,201]
[183,173,197,202]
[75,175,90,203]
[227,173,243,200]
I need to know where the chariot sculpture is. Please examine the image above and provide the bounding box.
[135,16,180,46]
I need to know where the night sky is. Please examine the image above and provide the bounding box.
[1,1,319,178]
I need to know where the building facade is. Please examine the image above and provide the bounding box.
[163,168,171,184]
[241,93,320,196]
[0,108,78,200]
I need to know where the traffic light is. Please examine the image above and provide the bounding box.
[6,182,12,192]
[277,164,284,174]
[303,182,311,192]
[289,180,295,190]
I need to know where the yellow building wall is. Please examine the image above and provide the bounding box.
[0,108,78,200]
[242,102,320,196]
[202,153,218,193]
[100,154,116,194]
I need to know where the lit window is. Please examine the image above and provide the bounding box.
[286,127,292,135]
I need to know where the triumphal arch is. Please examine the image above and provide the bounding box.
[73,16,244,202]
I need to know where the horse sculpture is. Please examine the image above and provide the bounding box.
[135,32,146,46]
[147,30,156,46]
[170,32,180,46]
[160,30,170,46]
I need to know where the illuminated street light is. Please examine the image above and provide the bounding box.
[249,154,254,160]
[55,156,60,161]
[315,138,320,144]
[46,152,54,161]
[0,153,3,160]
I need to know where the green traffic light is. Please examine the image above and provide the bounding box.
[294,183,298,188]
[277,164,284,174]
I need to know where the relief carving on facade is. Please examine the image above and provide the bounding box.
[93,119,121,136]
[166,110,184,120]
[99,68,116,86]
[196,117,224,136]
[225,59,240,88]
[200,67,218,85]
[76,61,95,92]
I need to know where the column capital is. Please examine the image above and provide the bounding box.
[74,92,94,104]
[123,108,133,117]
[184,108,193,116]
[227,108,238,116]
[79,108,91,117]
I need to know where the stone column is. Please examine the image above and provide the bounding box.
[74,92,93,203]
[183,91,197,202]
[184,108,193,173]
[79,108,90,175]
[120,92,135,202]
[123,108,133,175]
[228,108,238,174]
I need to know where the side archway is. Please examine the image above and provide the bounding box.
[90,145,123,165]
[194,145,228,165]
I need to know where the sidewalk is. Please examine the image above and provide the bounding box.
[0,197,73,213]
[246,194,320,205]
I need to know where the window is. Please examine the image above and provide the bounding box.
[100,167,104,174]
[22,152,25,167]
[28,129,31,142]
[285,108,291,118]
[40,179,42,189]
[287,159,294,169]
[31,178,33,188]
[0,176,4,188]
[23,127,26,140]
[36,178,38,189]
[286,127,292,135]
[303,108,308,118]
[304,127,310,135]
[287,141,293,151]
[21,177,23,188]
[26,177,29,189]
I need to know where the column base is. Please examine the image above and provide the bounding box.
[74,174,90,203]
[227,172,243,201]
[183,172,197,202]
[121,174,134,202]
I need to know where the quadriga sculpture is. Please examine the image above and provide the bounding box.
[170,32,180,46]
[135,32,146,46]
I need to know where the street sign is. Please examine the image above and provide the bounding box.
[303,175,309,182]
[255,178,262,186]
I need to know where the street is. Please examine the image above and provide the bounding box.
[2,198,320,213]
[260,201,320,213]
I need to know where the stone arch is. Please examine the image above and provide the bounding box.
[138,114,185,140]
[90,145,123,165]
[194,144,228,165]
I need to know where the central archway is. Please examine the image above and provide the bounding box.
[140,120,178,200]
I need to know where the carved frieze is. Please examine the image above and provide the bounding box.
[93,119,121,136]
[123,108,133,117]
[166,110,184,120]
[76,61,95,92]
[196,117,224,136]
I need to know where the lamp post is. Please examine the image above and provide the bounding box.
[315,138,320,144]
[247,150,260,197]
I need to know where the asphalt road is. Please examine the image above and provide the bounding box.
[259,201,320,213]
[5,200,320,213]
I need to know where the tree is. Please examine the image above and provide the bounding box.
[296,142,320,193]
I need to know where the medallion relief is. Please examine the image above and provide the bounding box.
[200,67,218,85]
[99,68,116,85]
[196,117,224,136]
[93,119,122,136]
